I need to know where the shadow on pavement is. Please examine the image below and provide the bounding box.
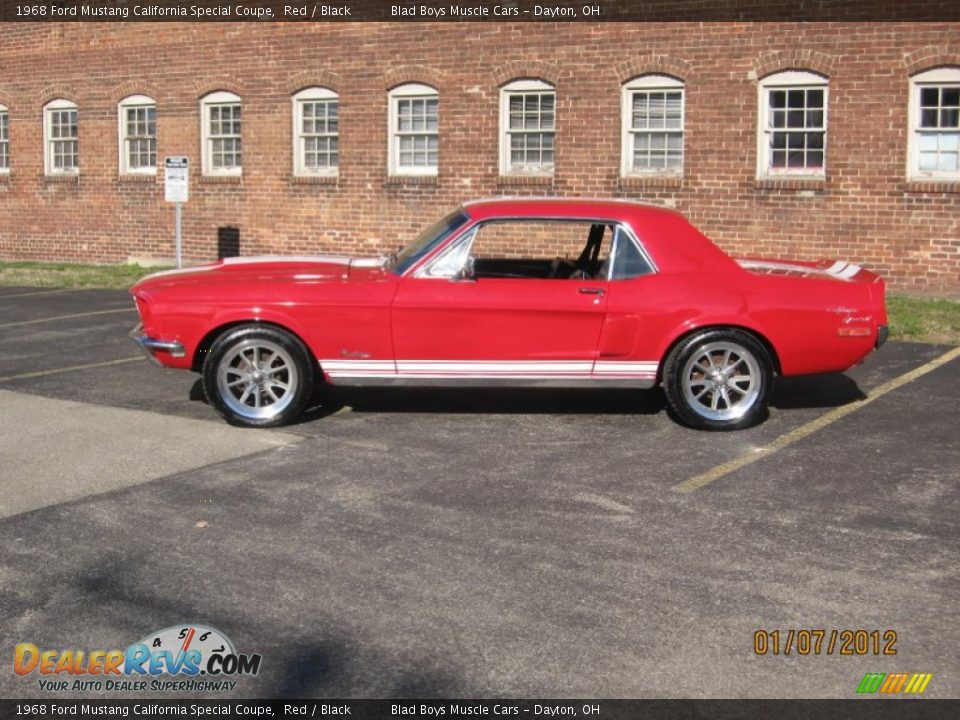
[192,373,867,420]
[771,373,866,410]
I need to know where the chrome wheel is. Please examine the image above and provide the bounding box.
[681,341,762,422]
[216,338,298,421]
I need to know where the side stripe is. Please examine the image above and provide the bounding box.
[320,358,659,380]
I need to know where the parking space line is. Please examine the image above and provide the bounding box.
[0,307,135,329]
[0,288,87,299]
[673,345,960,494]
[0,357,143,383]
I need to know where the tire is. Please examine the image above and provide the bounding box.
[202,324,314,428]
[663,328,773,431]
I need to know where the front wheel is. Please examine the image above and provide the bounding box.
[663,329,773,431]
[202,325,314,428]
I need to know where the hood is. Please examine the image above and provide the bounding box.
[131,254,388,292]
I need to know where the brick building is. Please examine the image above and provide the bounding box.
[0,21,958,294]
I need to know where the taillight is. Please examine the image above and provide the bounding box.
[838,327,871,337]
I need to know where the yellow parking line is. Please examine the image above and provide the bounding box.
[674,345,960,494]
[0,307,134,329]
[0,288,83,299]
[0,357,143,383]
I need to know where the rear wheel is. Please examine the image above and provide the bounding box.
[663,329,773,431]
[203,325,314,428]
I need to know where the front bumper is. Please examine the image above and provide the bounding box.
[129,323,185,366]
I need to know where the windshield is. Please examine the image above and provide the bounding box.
[390,209,470,275]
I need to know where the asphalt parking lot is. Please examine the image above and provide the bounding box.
[0,286,958,699]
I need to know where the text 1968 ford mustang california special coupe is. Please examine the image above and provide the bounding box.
[130,198,887,430]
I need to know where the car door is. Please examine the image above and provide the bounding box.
[390,220,610,381]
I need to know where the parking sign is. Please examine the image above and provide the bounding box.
[164,157,189,203]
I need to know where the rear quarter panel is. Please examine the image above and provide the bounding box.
[601,271,879,376]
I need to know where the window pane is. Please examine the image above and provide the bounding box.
[941,108,959,129]
[631,94,648,129]
[611,231,653,280]
[770,90,786,109]
[919,151,938,170]
[920,87,939,107]
[921,108,939,128]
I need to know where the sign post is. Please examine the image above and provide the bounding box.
[164,157,189,268]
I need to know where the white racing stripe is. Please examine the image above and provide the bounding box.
[320,358,659,379]
[824,260,862,280]
[594,361,658,375]
[321,360,396,372]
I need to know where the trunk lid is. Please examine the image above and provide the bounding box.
[736,257,881,284]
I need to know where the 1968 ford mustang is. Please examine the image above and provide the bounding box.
[130,198,888,430]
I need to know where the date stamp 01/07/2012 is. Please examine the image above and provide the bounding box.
[753,628,898,656]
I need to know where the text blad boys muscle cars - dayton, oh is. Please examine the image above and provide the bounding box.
[129,198,888,431]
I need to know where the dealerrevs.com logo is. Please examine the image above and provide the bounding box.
[856,672,934,695]
[14,625,262,693]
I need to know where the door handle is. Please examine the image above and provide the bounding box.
[578,287,605,296]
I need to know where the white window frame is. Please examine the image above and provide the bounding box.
[499,78,556,176]
[0,104,9,174]
[620,74,685,177]
[292,87,339,177]
[907,67,960,182]
[117,95,157,175]
[757,70,829,179]
[200,90,242,177]
[43,98,79,176]
[388,83,439,177]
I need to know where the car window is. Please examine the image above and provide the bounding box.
[392,209,469,275]
[439,220,615,280]
[421,228,477,278]
[610,226,655,280]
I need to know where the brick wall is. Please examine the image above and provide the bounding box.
[0,22,957,295]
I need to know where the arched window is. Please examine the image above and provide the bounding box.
[388,83,438,176]
[200,91,242,176]
[908,67,960,180]
[621,74,684,177]
[118,94,157,175]
[292,87,339,177]
[757,70,828,178]
[499,79,555,176]
[43,98,79,176]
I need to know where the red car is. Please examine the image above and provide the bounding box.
[130,198,887,430]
